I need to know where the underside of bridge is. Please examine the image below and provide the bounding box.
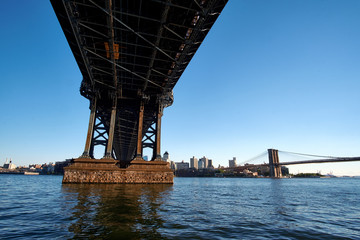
[51,0,228,183]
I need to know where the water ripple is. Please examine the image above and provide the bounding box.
[0,175,359,239]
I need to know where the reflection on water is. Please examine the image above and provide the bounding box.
[61,184,173,239]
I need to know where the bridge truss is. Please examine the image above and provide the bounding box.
[51,0,228,164]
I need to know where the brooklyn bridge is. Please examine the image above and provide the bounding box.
[234,149,360,178]
[51,0,228,183]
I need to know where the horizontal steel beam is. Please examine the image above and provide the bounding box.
[279,157,360,166]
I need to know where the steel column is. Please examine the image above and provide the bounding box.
[104,101,117,158]
[154,104,163,161]
[81,97,97,158]
[134,101,145,160]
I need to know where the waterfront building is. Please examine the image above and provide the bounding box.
[41,163,56,174]
[198,159,205,169]
[208,159,213,169]
[199,156,209,169]
[54,159,73,174]
[170,161,176,170]
[243,169,258,177]
[190,156,198,169]
[3,159,16,169]
[281,166,289,175]
[175,161,189,170]
[229,157,237,168]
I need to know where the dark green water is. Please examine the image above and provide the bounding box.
[0,175,359,239]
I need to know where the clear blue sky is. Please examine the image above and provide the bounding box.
[1,1,359,175]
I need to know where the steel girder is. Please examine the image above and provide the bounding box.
[51,0,228,162]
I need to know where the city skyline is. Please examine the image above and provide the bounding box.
[1,1,360,175]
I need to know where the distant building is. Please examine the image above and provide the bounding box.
[198,159,205,169]
[163,151,170,162]
[229,157,237,168]
[190,156,198,169]
[208,159,213,169]
[281,166,289,176]
[199,156,208,169]
[170,161,176,170]
[255,164,269,176]
[54,159,73,174]
[243,169,258,177]
[41,163,55,174]
[3,159,16,169]
[175,161,189,170]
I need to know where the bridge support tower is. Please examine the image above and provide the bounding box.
[268,149,282,178]
[62,96,173,184]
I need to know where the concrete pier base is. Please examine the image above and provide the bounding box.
[63,158,174,184]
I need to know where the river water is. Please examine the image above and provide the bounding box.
[0,175,359,239]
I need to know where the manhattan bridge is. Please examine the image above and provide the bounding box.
[51,0,228,183]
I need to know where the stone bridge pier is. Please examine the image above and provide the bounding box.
[268,149,282,178]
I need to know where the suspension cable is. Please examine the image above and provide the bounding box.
[278,150,339,159]
[239,151,268,165]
